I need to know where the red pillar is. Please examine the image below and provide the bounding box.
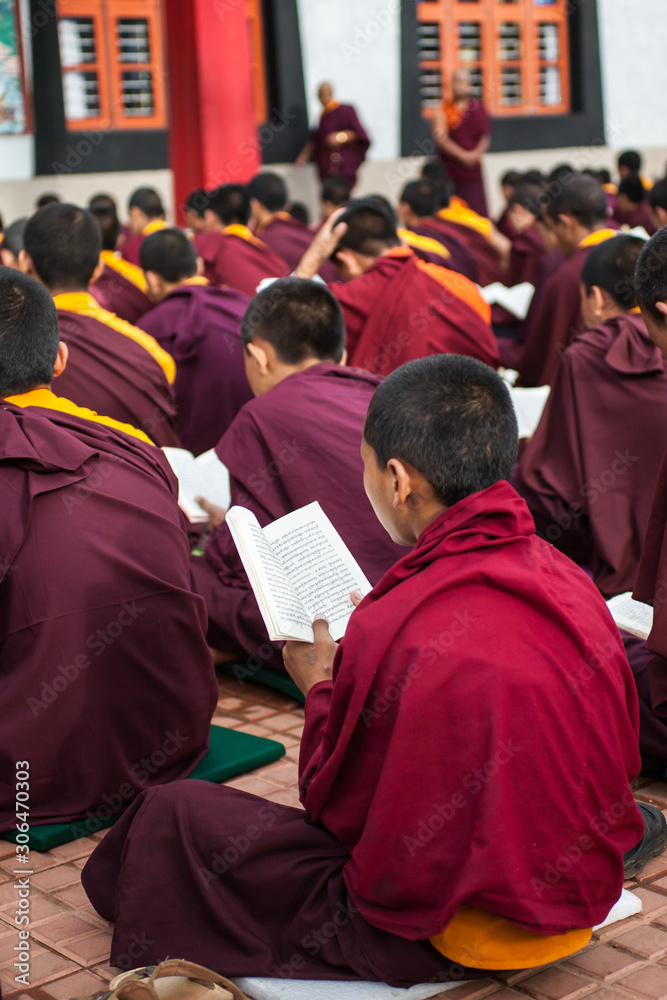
[164,0,261,225]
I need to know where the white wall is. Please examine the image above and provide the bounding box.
[0,135,34,182]
[295,0,400,161]
[597,0,667,150]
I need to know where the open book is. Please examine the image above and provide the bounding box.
[162,447,231,522]
[508,385,551,439]
[481,281,535,320]
[606,592,654,640]
[227,501,371,642]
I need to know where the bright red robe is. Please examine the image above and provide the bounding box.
[514,312,667,597]
[330,248,498,376]
[81,481,642,981]
[0,403,217,830]
[193,229,290,297]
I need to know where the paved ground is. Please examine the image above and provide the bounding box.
[2,674,667,1000]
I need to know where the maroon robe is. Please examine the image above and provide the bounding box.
[257,214,339,282]
[312,103,370,190]
[137,283,253,456]
[496,205,516,239]
[613,200,658,236]
[438,99,490,216]
[82,481,643,981]
[193,230,290,297]
[514,312,667,598]
[412,219,478,282]
[90,263,153,325]
[0,403,217,831]
[190,363,404,672]
[120,232,143,266]
[434,214,503,286]
[517,237,616,388]
[497,247,566,372]
[491,225,550,341]
[329,249,499,376]
[55,306,180,447]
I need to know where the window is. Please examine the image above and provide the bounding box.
[57,0,165,130]
[245,0,268,126]
[416,0,570,117]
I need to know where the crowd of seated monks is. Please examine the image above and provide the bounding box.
[4,150,667,987]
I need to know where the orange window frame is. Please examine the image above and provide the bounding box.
[57,0,166,131]
[417,0,570,118]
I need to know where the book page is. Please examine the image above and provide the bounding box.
[162,447,230,522]
[264,502,371,641]
[226,506,314,642]
[481,281,535,320]
[606,592,653,641]
[508,385,551,439]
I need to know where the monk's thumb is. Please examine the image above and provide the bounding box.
[312,614,330,638]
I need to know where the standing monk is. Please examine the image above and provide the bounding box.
[296,82,370,193]
[0,268,217,831]
[295,201,499,375]
[193,184,289,297]
[432,69,490,216]
[138,229,253,456]
[20,203,180,447]
[517,174,617,388]
[82,354,657,984]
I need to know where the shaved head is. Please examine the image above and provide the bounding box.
[318,82,333,106]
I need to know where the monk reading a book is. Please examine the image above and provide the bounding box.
[83,353,662,985]
[0,268,217,832]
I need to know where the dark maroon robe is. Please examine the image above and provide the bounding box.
[329,249,499,375]
[496,206,516,239]
[190,364,404,671]
[257,214,339,282]
[90,263,153,325]
[412,219,478,282]
[435,214,503,286]
[0,403,217,831]
[514,313,667,598]
[137,283,253,456]
[311,103,370,190]
[497,247,566,372]
[82,482,642,981]
[491,225,550,342]
[55,306,181,447]
[120,232,143,266]
[193,230,290,297]
[438,99,490,216]
[612,200,658,236]
[517,238,614,388]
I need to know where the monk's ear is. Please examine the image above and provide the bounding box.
[339,348,348,367]
[18,249,35,277]
[386,457,411,507]
[90,258,105,284]
[590,285,606,315]
[144,270,164,302]
[335,247,365,279]
[655,301,667,324]
[53,341,68,379]
[246,340,269,374]
[196,255,205,277]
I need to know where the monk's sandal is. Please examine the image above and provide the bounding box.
[68,958,250,1000]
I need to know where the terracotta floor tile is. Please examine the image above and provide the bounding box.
[30,866,81,894]
[576,991,637,1000]
[1,948,77,987]
[51,883,89,909]
[222,775,283,796]
[57,929,112,966]
[618,965,667,999]
[30,912,103,947]
[47,840,98,863]
[263,788,303,809]
[216,696,246,712]
[0,894,68,927]
[90,961,121,982]
[0,853,60,876]
[565,945,646,981]
[236,703,282,722]
[631,888,667,917]
[594,918,645,941]
[41,968,110,999]
[434,980,499,1000]
[636,858,667,884]
[228,723,275,738]
[611,926,667,960]
[489,991,538,1000]
[255,761,300,784]
[521,966,598,1000]
[495,969,548,987]
[261,712,305,732]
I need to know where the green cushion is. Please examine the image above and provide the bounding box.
[2,725,285,852]
[219,661,305,704]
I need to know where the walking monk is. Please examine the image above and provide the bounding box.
[0,268,217,831]
[295,200,499,375]
[296,82,370,192]
[82,353,659,985]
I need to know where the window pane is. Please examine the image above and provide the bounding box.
[501,66,522,106]
[120,70,155,116]
[62,69,100,120]
[498,22,521,61]
[419,68,442,109]
[418,22,441,62]
[58,17,96,67]
[117,18,151,63]
[458,21,482,62]
[540,65,561,104]
[538,23,559,60]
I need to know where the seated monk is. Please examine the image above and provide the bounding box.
[20,202,180,447]
[624,229,667,768]
[430,189,511,286]
[0,217,27,270]
[496,169,522,237]
[88,194,153,325]
[248,171,337,281]
[613,173,658,235]
[295,199,499,375]
[121,186,167,265]
[184,188,209,234]
[190,278,403,673]
[517,174,618,388]
[137,228,253,456]
[504,182,550,288]
[514,235,667,602]
[398,179,477,281]
[82,352,662,984]
[368,193,454,270]
[650,178,667,232]
[320,174,350,222]
[193,184,290,297]
[0,268,217,831]
[618,150,653,191]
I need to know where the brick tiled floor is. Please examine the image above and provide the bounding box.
[3,680,667,1000]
